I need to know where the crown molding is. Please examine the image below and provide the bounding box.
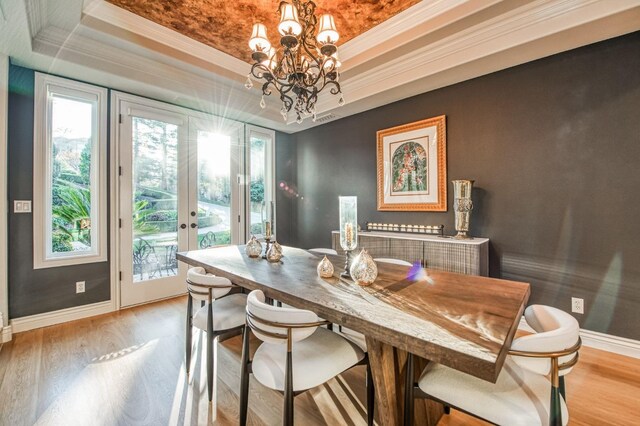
[29,25,289,131]
[339,0,502,69]
[24,0,47,40]
[82,1,249,76]
[14,0,640,132]
[311,0,640,118]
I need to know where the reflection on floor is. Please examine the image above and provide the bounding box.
[0,296,638,425]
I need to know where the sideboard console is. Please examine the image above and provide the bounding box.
[331,231,489,276]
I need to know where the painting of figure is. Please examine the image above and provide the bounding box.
[391,141,428,193]
[376,115,446,211]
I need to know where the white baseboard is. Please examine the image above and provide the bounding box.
[1,325,11,343]
[10,300,114,334]
[519,317,640,359]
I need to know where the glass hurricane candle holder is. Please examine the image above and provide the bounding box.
[339,196,358,277]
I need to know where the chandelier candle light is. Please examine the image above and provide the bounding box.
[339,196,358,278]
[247,1,344,124]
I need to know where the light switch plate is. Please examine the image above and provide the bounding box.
[14,200,32,213]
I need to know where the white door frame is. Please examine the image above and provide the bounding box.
[111,91,249,308]
[244,124,276,242]
[118,100,189,307]
[0,55,10,342]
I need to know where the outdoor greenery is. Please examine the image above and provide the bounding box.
[51,134,93,253]
[50,116,258,257]
[250,178,264,204]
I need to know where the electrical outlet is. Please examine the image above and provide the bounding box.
[571,297,584,314]
[76,281,85,294]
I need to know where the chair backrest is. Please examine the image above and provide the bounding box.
[309,248,338,255]
[374,257,412,266]
[510,305,580,376]
[246,289,320,345]
[187,267,233,301]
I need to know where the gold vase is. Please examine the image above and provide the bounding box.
[452,179,474,239]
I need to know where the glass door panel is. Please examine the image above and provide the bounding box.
[131,117,179,282]
[196,131,231,247]
[189,118,242,249]
[120,102,188,307]
[246,125,275,240]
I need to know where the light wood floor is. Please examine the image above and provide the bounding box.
[0,296,638,425]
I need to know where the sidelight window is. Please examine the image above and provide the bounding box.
[33,73,108,268]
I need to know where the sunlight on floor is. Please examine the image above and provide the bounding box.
[34,340,159,426]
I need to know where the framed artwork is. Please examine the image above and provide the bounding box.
[376,115,447,211]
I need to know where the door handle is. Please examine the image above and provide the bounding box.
[180,224,187,229]
[190,223,198,228]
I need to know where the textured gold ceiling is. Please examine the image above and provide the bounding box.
[106,0,421,63]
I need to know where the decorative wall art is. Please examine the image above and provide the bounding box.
[376,115,447,211]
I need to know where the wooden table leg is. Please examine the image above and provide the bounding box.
[366,337,444,426]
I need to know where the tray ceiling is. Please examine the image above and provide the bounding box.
[105,0,420,63]
[4,0,640,133]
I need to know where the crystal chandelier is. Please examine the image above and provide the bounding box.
[246,1,344,124]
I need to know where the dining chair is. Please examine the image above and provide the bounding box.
[239,289,374,426]
[374,257,412,266]
[308,247,338,255]
[185,266,247,402]
[404,304,581,426]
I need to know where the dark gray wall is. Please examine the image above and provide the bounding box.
[289,31,640,339]
[274,131,297,246]
[8,64,111,318]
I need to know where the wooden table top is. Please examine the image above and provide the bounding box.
[177,245,530,382]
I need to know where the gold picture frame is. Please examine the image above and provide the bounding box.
[376,115,447,211]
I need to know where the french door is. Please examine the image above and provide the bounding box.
[118,98,243,307]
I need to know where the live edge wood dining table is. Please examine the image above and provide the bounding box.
[177,245,530,426]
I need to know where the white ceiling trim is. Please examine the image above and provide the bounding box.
[312,0,640,117]
[24,0,47,40]
[82,0,249,76]
[11,0,640,132]
[339,0,502,67]
[30,25,286,127]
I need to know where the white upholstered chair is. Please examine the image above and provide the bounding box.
[404,304,581,426]
[185,267,247,402]
[239,289,374,426]
[374,257,413,266]
[308,247,338,255]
